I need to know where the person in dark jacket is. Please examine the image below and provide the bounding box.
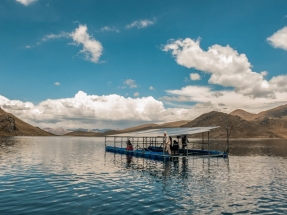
[181,135,189,149]
[172,140,179,154]
[126,140,133,151]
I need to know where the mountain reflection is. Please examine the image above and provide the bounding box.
[209,138,287,157]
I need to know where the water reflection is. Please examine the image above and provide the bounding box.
[106,151,230,186]
[192,138,287,157]
[0,137,287,214]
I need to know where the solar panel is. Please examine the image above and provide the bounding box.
[106,126,219,137]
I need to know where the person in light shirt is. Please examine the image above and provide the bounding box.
[163,132,171,154]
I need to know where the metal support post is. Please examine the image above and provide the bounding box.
[208,131,210,156]
[186,139,188,156]
[162,137,164,155]
[202,133,204,150]
[137,137,139,150]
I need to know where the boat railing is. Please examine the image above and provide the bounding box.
[105,136,225,153]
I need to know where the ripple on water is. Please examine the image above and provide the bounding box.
[1,137,287,214]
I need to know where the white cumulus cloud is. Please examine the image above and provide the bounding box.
[190,73,201,80]
[16,0,37,6]
[267,26,287,50]
[125,18,155,29]
[0,95,34,110]
[0,91,197,129]
[71,25,103,63]
[1,90,286,129]
[54,82,61,86]
[134,92,140,97]
[161,85,287,114]
[163,38,287,98]
[124,79,137,88]
[149,86,155,91]
[40,25,103,64]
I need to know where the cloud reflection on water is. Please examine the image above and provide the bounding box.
[0,137,287,214]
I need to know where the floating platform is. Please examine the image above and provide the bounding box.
[105,127,229,161]
[105,146,228,160]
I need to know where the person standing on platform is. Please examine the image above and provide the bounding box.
[182,135,189,149]
[126,140,133,151]
[163,132,171,155]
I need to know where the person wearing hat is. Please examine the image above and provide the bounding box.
[163,132,171,154]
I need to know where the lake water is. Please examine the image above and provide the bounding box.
[0,137,287,214]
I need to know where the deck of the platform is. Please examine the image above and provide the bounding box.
[105,146,228,160]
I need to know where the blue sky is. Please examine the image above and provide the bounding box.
[1,0,287,129]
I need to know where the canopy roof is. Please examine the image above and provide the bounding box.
[107,126,219,137]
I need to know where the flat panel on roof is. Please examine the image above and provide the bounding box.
[107,126,219,137]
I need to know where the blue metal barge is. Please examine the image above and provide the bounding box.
[105,127,229,160]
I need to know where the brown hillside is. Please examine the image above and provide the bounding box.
[230,104,287,137]
[0,108,53,136]
[230,104,287,121]
[229,109,257,121]
[65,112,281,138]
[255,104,287,120]
[251,118,287,138]
[182,111,280,138]
[65,105,287,138]
[160,120,189,127]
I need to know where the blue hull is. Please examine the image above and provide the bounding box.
[105,146,228,160]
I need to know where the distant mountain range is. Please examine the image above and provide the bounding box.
[64,120,190,137]
[42,127,111,135]
[230,105,287,121]
[1,104,287,138]
[229,104,287,138]
[66,104,287,138]
[42,127,71,135]
[182,111,280,138]
[67,128,111,133]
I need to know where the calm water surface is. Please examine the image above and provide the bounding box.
[0,137,287,214]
